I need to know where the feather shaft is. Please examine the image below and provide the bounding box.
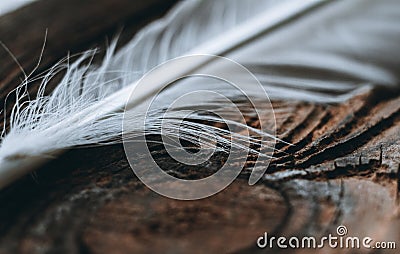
[0,0,325,188]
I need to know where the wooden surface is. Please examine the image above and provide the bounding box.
[0,1,399,253]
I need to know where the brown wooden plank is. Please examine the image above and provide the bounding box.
[0,1,399,254]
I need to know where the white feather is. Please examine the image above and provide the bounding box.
[0,0,399,188]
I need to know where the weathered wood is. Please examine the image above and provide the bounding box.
[0,1,399,253]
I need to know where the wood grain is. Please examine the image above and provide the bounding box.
[0,1,399,253]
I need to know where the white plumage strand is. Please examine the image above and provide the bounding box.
[0,0,399,188]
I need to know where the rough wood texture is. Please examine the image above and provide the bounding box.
[0,1,399,253]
